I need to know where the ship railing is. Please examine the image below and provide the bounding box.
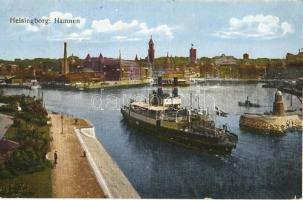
[163,116,186,122]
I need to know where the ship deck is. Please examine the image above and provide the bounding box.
[131,101,167,111]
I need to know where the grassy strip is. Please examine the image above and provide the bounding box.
[0,167,52,197]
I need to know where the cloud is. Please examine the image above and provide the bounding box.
[214,14,294,39]
[24,24,39,32]
[92,19,140,32]
[137,23,174,39]
[113,35,127,40]
[91,18,174,39]
[112,35,142,41]
[16,12,173,42]
[66,29,93,41]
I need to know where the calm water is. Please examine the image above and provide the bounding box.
[3,84,302,198]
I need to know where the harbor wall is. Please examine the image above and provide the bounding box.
[74,126,140,198]
[240,114,302,133]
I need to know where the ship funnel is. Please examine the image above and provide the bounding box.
[157,76,163,97]
[172,77,178,97]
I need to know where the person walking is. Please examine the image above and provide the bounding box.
[54,151,58,166]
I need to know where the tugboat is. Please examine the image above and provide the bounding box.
[238,96,260,107]
[121,77,238,153]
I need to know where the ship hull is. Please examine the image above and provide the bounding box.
[121,109,236,153]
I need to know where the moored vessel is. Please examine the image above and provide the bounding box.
[238,96,260,107]
[121,77,238,153]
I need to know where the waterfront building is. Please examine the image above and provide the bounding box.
[212,54,238,78]
[189,44,197,64]
[120,59,141,80]
[82,53,147,81]
[161,68,184,79]
[82,54,120,81]
[0,64,19,75]
[213,54,238,66]
[286,49,303,67]
[266,50,302,79]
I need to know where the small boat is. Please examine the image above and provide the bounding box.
[238,96,260,107]
[215,106,228,117]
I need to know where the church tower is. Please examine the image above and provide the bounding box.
[148,35,155,65]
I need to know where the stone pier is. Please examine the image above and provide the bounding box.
[240,113,302,133]
[75,125,140,198]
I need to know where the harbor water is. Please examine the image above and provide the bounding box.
[2,83,302,198]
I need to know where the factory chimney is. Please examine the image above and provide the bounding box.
[62,42,69,74]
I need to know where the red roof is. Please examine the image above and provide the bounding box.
[103,57,120,65]
[83,55,120,66]
[0,138,19,152]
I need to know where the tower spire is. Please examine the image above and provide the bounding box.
[135,54,138,61]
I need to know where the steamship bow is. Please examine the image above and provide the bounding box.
[121,77,238,153]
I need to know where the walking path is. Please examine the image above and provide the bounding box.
[49,113,104,198]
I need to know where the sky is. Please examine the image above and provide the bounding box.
[0,0,302,60]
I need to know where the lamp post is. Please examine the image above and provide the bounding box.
[61,114,63,134]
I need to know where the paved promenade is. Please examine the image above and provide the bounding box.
[49,114,104,198]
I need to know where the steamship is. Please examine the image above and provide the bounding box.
[121,77,238,153]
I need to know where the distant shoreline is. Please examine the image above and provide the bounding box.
[0,78,284,91]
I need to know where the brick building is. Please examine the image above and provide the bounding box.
[82,53,146,81]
